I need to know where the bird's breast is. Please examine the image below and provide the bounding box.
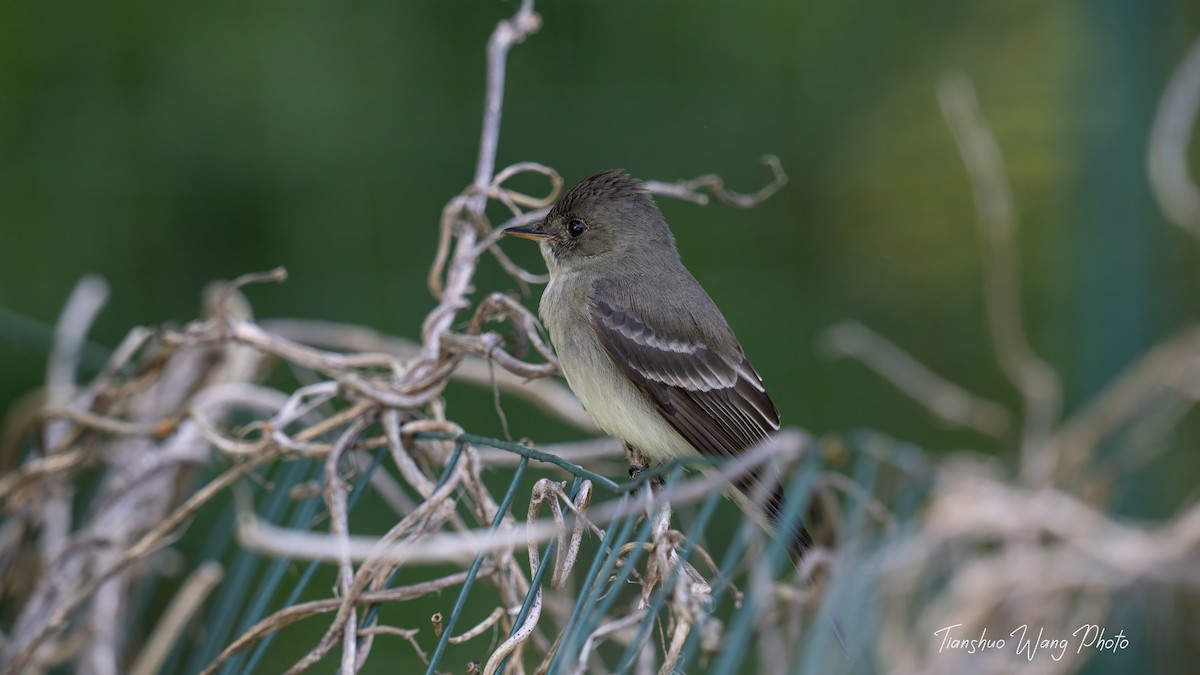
[541,274,695,463]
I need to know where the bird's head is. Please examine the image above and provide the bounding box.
[504,170,677,274]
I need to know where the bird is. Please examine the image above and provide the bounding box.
[503,169,816,560]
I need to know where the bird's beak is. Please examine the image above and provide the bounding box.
[503,222,554,241]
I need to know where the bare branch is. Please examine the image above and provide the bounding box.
[41,276,109,567]
[1149,34,1200,241]
[820,320,1012,438]
[128,562,224,675]
[643,155,788,208]
[1052,324,1200,479]
[263,319,595,431]
[938,73,1062,484]
[199,568,494,675]
[330,419,369,674]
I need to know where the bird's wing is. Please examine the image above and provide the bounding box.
[587,284,781,462]
[589,278,811,553]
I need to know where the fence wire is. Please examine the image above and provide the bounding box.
[143,423,921,674]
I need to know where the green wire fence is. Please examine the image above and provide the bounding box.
[142,424,921,675]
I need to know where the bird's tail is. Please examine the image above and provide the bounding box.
[752,475,849,655]
[735,470,834,564]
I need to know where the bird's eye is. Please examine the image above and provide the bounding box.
[567,218,587,237]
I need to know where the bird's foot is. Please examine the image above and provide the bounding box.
[624,443,659,485]
[627,462,664,490]
[628,462,649,481]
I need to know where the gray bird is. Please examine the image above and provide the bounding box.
[504,169,814,557]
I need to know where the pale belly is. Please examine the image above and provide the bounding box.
[540,275,696,463]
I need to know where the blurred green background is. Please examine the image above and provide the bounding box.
[3,0,1199,672]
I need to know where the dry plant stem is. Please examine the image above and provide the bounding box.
[1148,34,1200,240]
[289,421,529,669]
[160,316,394,378]
[820,320,1012,438]
[441,332,558,380]
[659,619,691,675]
[199,567,495,675]
[486,477,592,675]
[0,444,89,508]
[190,387,367,459]
[485,593,540,675]
[282,419,461,675]
[645,505,675,607]
[740,539,782,671]
[385,412,440,499]
[642,155,788,208]
[493,162,562,203]
[568,610,647,675]
[332,419,370,674]
[41,276,109,568]
[270,380,338,427]
[529,479,593,590]
[83,326,155,403]
[423,0,540,345]
[39,409,171,437]
[474,0,539,195]
[356,626,428,665]
[6,295,274,675]
[43,275,110,447]
[354,444,466,574]
[937,74,1062,485]
[264,319,597,431]
[2,450,278,675]
[476,165,560,287]
[0,387,266,509]
[822,472,896,529]
[128,562,224,675]
[40,276,108,675]
[222,266,289,297]
[458,445,533,591]
[878,463,1200,674]
[236,432,804,571]
[468,292,559,367]
[1051,324,1200,482]
[449,606,508,645]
